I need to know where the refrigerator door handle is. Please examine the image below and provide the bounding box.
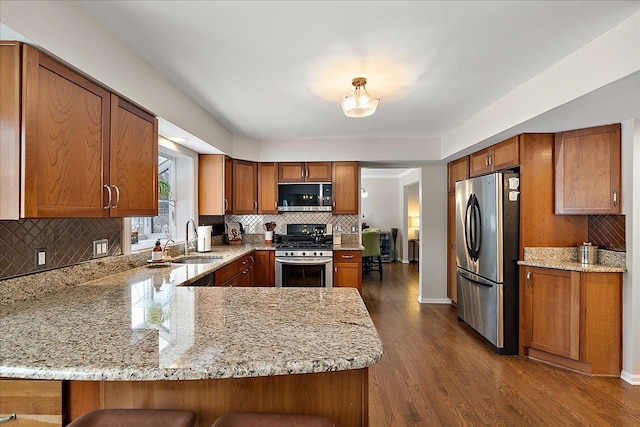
[465,194,481,262]
[458,270,495,288]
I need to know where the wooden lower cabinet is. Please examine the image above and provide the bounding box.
[0,379,62,426]
[215,253,254,287]
[520,266,621,376]
[334,251,362,294]
[64,369,368,427]
[254,250,275,287]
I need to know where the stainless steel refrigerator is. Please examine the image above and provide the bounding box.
[455,172,520,354]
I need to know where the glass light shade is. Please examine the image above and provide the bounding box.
[342,86,380,118]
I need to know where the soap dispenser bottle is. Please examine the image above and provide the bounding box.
[152,239,163,261]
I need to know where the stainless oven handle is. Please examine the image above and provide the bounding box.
[275,257,333,265]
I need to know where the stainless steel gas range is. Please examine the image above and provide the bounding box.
[275,224,333,288]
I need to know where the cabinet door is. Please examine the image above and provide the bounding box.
[332,162,359,214]
[491,136,519,171]
[0,379,62,426]
[305,162,332,182]
[22,45,111,218]
[224,156,233,215]
[258,162,278,214]
[0,42,21,220]
[523,267,580,360]
[469,148,492,177]
[232,159,257,214]
[278,162,305,182]
[109,95,158,217]
[447,156,469,193]
[237,253,255,287]
[555,124,621,214]
[254,250,275,286]
[334,251,362,294]
[199,154,225,215]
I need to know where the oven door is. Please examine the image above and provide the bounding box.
[275,257,333,288]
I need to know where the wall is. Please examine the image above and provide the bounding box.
[0,218,121,279]
[417,164,448,303]
[621,118,640,384]
[361,177,401,230]
[407,183,420,243]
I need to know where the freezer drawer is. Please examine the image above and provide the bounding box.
[456,269,503,349]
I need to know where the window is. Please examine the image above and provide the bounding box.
[127,139,196,253]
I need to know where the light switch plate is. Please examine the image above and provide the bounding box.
[93,239,108,258]
[34,248,47,268]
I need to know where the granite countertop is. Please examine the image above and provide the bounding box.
[517,247,626,273]
[332,243,364,251]
[0,251,383,381]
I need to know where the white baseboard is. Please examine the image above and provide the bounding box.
[401,259,410,264]
[417,297,452,304]
[621,370,640,385]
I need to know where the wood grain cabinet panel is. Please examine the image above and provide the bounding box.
[0,379,63,426]
[254,250,275,287]
[469,136,519,177]
[200,155,233,215]
[232,159,258,214]
[279,162,332,182]
[0,42,21,220]
[555,124,621,214]
[446,157,469,303]
[334,251,362,294]
[109,95,158,217]
[3,43,158,219]
[520,266,622,376]
[332,162,359,214]
[258,162,278,214]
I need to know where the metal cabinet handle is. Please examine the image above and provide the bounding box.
[274,201,277,210]
[250,255,254,265]
[342,255,354,259]
[613,190,618,207]
[112,185,121,208]
[254,201,257,210]
[305,168,309,178]
[103,185,112,209]
[485,155,489,167]
[0,414,17,423]
[526,272,532,288]
[224,199,228,212]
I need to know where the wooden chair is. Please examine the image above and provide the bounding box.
[362,228,382,281]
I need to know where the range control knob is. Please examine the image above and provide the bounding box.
[302,252,306,256]
[313,252,317,256]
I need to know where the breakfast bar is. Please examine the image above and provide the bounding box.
[0,258,383,427]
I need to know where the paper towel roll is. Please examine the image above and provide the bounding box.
[197,226,212,252]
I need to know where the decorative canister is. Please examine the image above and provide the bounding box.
[578,242,598,265]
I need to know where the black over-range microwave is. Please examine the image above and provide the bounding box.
[278,183,332,212]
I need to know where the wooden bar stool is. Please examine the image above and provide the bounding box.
[67,409,197,427]
[212,412,335,427]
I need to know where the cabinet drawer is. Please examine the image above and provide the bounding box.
[334,251,362,263]
[215,253,254,285]
[0,379,62,426]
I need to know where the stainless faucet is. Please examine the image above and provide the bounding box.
[185,219,198,256]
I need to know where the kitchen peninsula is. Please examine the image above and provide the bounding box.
[0,248,382,427]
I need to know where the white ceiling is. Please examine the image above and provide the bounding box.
[76,1,640,142]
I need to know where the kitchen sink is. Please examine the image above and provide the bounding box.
[172,256,223,264]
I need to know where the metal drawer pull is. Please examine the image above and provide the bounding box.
[103,184,112,209]
[112,185,121,208]
[526,272,532,288]
[224,199,228,212]
[342,255,354,259]
[254,201,257,210]
[613,190,617,207]
[0,414,16,423]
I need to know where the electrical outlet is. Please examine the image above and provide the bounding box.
[351,226,356,233]
[34,248,47,268]
[93,239,108,258]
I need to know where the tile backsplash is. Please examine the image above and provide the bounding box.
[226,212,359,235]
[588,215,625,251]
[0,218,121,279]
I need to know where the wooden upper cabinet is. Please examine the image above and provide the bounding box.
[469,136,520,177]
[332,161,358,214]
[447,156,469,193]
[3,43,157,219]
[199,155,233,215]
[109,95,158,217]
[232,159,257,214]
[0,42,21,220]
[258,162,278,214]
[555,124,621,214]
[279,162,332,182]
[22,45,111,218]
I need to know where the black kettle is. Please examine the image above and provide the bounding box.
[313,228,326,244]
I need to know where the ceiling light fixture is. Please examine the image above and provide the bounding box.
[342,77,380,118]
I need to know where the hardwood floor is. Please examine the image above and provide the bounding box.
[362,263,640,427]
